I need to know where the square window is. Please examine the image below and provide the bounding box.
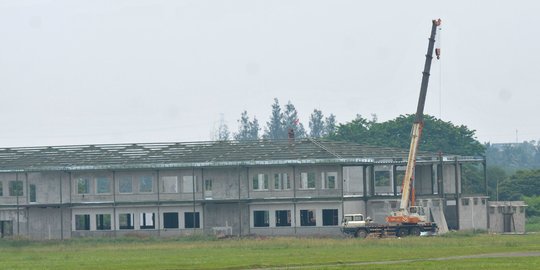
[462,198,470,206]
[140,212,155,229]
[252,174,268,191]
[253,210,269,227]
[161,176,178,193]
[375,171,390,187]
[96,177,111,194]
[9,181,23,196]
[96,214,111,230]
[275,210,291,227]
[77,178,90,194]
[301,172,316,189]
[119,213,134,230]
[300,209,316,226]
[139,176,153,193]
[182,176,195,193]
[184,212,200,228]
[322,209,339,226]
[75,214,90,230]
[119,177,133,193]
[163,212,179,229]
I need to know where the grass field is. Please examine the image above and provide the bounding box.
[1,232,539,269]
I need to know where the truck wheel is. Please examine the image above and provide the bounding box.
[397,228,409,237]
[355,229,368,238]
[409,227,421,236]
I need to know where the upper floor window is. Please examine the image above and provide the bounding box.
[119,176,133,194]
[0,181,3,196]
[96,177,111,194]
[77,178,90,194]
[8,180,23,196]
[273,173,290,190]
[204,179,212,192]
[29,184,37,202]
[300,172,316,189]
[252,174,269,191]
[161,176,178,193]
[322,172,337,189]
[139,176,153,193]
[182,176,195,193]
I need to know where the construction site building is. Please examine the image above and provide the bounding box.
[0,139,496,240]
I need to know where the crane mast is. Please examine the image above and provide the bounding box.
[387,19,441,224]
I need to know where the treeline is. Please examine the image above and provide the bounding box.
[214,98,336,141]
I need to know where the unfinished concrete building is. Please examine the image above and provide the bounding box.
[0,139,489,240]
[488,201,527,233]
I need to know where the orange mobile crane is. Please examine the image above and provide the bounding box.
[385,19,441,234]
[341,19,441,238]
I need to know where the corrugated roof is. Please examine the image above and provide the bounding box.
[0,139,476,172]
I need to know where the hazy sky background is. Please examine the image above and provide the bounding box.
[0,0,539,147]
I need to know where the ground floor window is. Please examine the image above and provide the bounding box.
[322,209,338,226]
[253,210,269,227]
[119,213,134,229]
[163,212,179,229]
[275,210,291,227]
[184,212,200,228]
[140,212,155,229]
[75,214,90,230]
[300,210,316,226]
[96,214,111,230]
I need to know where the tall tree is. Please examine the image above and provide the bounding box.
[234,111,260,141]
[249,117,260,140]
[324,113,337,137]
[309,109,325,138]
[264,98,286,140]
[283,101,306,138]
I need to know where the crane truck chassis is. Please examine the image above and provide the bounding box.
[340,213,438,238]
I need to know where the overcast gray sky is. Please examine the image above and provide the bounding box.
[0,0,538,147]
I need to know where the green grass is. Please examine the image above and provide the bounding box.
[526,216,540,232]
[0,233,539,269]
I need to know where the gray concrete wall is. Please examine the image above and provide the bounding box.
[343,166,367,196]
[458,197,488,230]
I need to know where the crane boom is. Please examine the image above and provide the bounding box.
[386,19,441,225]
[399,19,441,211]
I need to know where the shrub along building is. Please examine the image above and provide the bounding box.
[0,139,497,240]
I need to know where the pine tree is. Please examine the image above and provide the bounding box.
[264,98,286,139]
[235,111,259,141]
[324,114,337,136]
[249,117,260,140]
[283,101,306,138]
[309,109,325,138]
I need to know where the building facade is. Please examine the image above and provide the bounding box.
[0,139,489,240]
